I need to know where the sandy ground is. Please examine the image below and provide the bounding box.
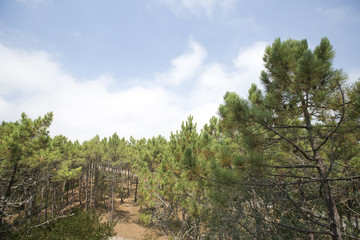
[101,197,168,240]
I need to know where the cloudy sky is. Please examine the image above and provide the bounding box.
[1,0,359,141]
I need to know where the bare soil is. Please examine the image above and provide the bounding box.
[100,197,168,240]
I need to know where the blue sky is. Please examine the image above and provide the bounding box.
[0,0,359,141]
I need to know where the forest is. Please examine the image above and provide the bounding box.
[1,38,360,240]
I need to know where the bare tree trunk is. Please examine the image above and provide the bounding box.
[52,182,55,219]
[94,162,98,208]
[66,180,69,206]
[39,184,45,224]
[127,166,130,197]
[29,187,34,223]
[111,167,115,222]
[44,179,49,221]
[60,180,66,213]
[85,168,89,210]
[24,185,28,222]
[78,175,82,206]
[108,166,112,223]
[89,161,93,208]
[134,177,138,202]
[120,169,124,203]
[70,179,73,211]
[130,173,134,195]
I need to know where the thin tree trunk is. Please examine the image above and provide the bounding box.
[70,179,73,211]
[66,180,69,206]
[127,166,130,197]
[24,185,28,222]
[78,175,82,206]
[44,179,49,222]
[89,161,93,208]
[111,167,115,223]
[108,165,113,223]
[130,173,134,196]
[60,180,66,213]
[39,184,45,224]
[52,182,55,219]
[120,170,124,203]
[94,162,98,208]
[85,168,89,210]
[134,177,138,202]
[29,187,34,223]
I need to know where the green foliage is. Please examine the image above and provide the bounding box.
[209,37,360,239]
[0,113,53,229]
[139,210,152,227]
[3,209,114,240]
[1,37,359,240]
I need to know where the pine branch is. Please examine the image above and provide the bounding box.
[275,185,330,229]
[263,124,313,161]
[247,213,331,235]
[263,164,317,169]
[315,84,346,152]
[200,175,360,187]
[30,213,75,228]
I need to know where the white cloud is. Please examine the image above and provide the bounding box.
[156,0,235,17]
[186,41,267,127]
[156,38,206,86]
[0,43,184,141]
[0,39,267,141]
[234,41,267,72]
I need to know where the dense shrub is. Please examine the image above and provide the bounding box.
[2,209,114,240]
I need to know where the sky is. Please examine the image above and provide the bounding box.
[0,0,359,142]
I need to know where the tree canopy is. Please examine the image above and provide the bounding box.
[1,37,359,240]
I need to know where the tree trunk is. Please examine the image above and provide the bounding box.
[317,159,343,240]
[70,179,74,211]
[44,179,49,221]
[52,182,55,219]
[108,167,112,223]
[111,167,115,223]
[94,162,98,208]
[120,169,124,203]
[29,187,34,223]
[134,177,138,202]
[303,101,343,240]
[60,180,66,213]
[85,169,89,210]
[127,166,130,197]
[24,185,28,222]
[78,175,82,206]
[66,180,69,206]
[39,184,45,224]
[89,161,93,208]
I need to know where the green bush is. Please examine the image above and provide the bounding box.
[139,211,152,227]
[3,209,114,240]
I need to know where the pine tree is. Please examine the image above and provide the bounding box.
[0,113,53,231]
[215,38,360,239]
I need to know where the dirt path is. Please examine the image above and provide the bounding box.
[101,197,168,240]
